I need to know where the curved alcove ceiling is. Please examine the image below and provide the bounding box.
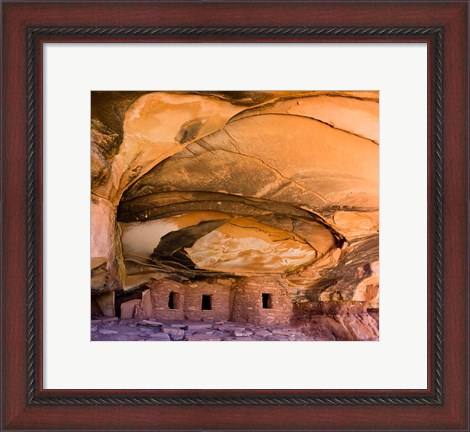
[111,91,378,281]
[119,207,340,277]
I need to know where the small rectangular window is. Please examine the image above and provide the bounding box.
[262,293,273,309]
[168,291,180,309]
[202,294,212,310]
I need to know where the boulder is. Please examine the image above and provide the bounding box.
[120,299,141,319]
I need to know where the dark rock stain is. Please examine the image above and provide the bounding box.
[176,119,204,144]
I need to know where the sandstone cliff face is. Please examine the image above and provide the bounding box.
[91,91,379,340]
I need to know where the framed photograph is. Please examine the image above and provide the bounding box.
[1,1,468,431]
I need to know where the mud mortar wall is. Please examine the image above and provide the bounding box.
[149,279,232,322]
[149,279,185,321]
[231,277,292,325]
[148,277,292,325]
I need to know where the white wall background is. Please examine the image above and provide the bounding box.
[43,43,427,389]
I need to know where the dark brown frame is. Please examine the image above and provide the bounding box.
[1,1,468,430]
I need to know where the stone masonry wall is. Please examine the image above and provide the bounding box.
[148,278,232,322]
[149,279,185,321]
[231,277,292,325]
[146,277,292,324]
[184,280,232,322]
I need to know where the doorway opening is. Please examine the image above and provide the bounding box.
[262,293,273,309]
[168,291,181,309]
[201,294,212,310]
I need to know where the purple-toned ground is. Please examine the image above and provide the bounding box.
[91,317,315,341]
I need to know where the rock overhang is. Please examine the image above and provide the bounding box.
[91,90,379,311]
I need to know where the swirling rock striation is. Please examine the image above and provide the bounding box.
[91,91,380,340]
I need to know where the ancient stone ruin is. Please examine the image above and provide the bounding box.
[91,91,379,341]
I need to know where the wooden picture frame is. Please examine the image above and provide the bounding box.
[1,1,468,430]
